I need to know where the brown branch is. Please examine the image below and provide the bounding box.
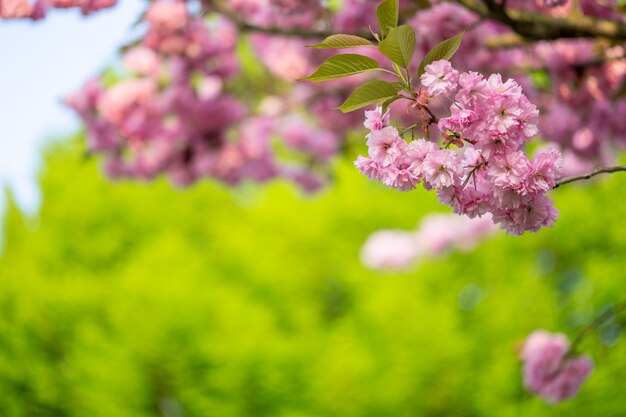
[206,0,373,40]
[453,0,488,16]
[553,165,626,189]
[483,33,529,49]
[452,0,626,40]
[424,106,439,124]
[208,0,332,38]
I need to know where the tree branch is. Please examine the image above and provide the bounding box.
[452,0,626,40]
[206,0,331,38]
[553,165,626,189]
[570,299,626,354]
[206,0,374,40]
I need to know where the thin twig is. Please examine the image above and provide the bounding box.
[553,165,626,189]
[424,106,439,124]
[570,300,626,354]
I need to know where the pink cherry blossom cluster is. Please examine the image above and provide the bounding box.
[533,40,626,168]
[66,2,245,186]
[356,60,561,235]
[403,2,625,178]
[360,213,497,271]
[0,0,115,19]
[67,0,341,190]
[65,0,393,190]
[521,330,594,403]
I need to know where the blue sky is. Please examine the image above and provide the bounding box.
[0,1,144,214]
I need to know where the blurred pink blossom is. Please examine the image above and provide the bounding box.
[521,330,594,403]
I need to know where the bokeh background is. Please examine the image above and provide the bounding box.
[2,3,626,417]
[2,138,626,416]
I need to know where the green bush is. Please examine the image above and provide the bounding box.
[1,137,625,417]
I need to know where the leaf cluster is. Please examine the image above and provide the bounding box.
[300,0,465,113]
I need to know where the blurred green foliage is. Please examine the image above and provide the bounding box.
[1,137,626,417]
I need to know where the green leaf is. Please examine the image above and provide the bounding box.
[376,0,399,37]
[378,25,416,69]
[336,80,403,113]
[381,96,402,113]
[418,31,465,76]
[308,34,373,49]
[529,69,552,93]
[300,54,380,82]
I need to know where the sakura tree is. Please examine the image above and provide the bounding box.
[3,0,626,405]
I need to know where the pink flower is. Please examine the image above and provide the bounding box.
[524,148,562,194]
[360,230,420,271]
[420,60,459,97]
[492,188,526,210]
[521,330,594,403]
[488,151,532,191]
[145,1,188,33]
[422,149,462,189]
[354,156,381,180]
[80,0,116,15]
[47,0,83,8]
[521,331,570,392]
[364,106,390,132]
[517,99,540,139]
[438,182,492,218]
[281,116,339,161]
[122,46,161,77]
[493,195,558,235]
[511,194,559,233]
[405,139,437,178]
[453,108,479,127]
[489,96,523,134]
[486,73,523,97]
[461,147,487,168]
[456,71,488,106]
[455,213,498,250]
[439,107,479,133]
[361,213,497,271]
[0,0,43,18]
[381,159,419,192]
[281,166,327,194]
[98,79,159,126]
[252,36,311,81]
[416,214,460,255]
[540,104,580,148]
[538,357,594,403]
[560,150,595,177]
[366,126,406,167]
[417,213,496,254]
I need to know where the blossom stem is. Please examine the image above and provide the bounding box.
[398,123,420,137]
[570,300,626,354]
[379,68,402,77]
[423,106,439,124]
[393,64,409,86]
[552,165,626,189]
